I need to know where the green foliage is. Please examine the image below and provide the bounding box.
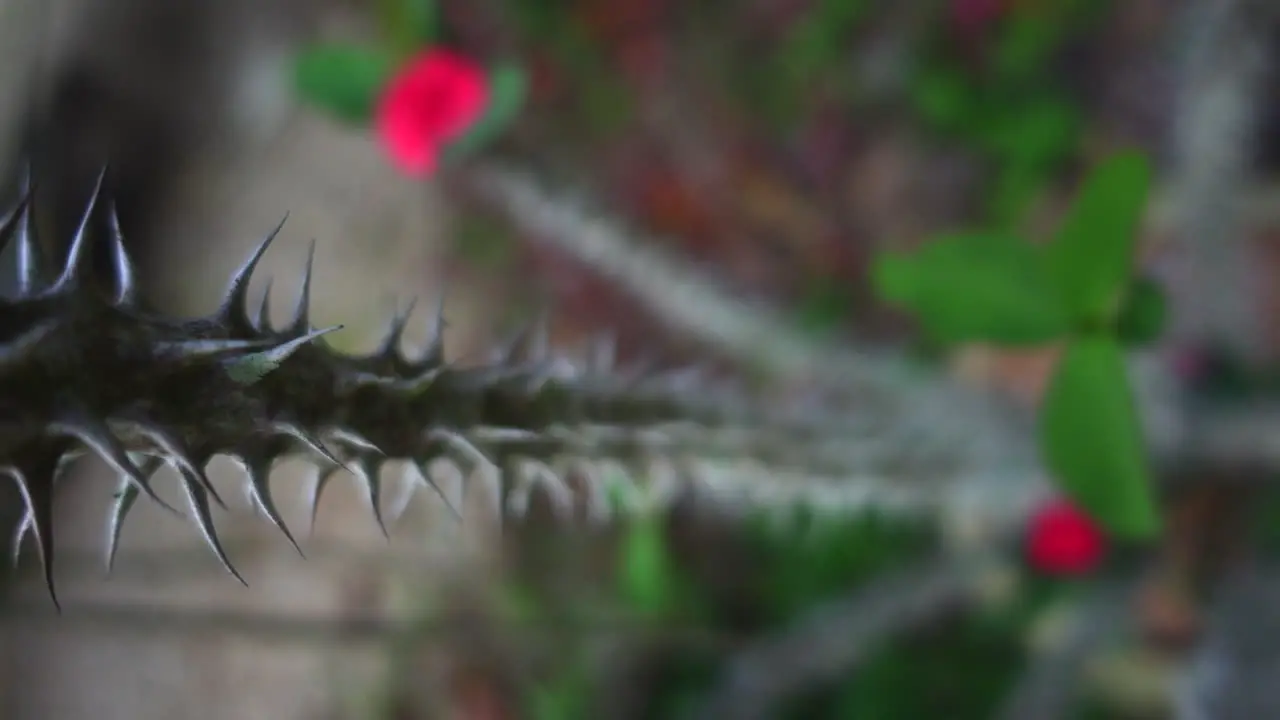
[871,151,1162,539]
[873,232,1069,346]
[443,63,530,162]
[908,0,1107,222]
[507,505,1050,718]
[1044,151,1152,326]
[293,45,395,125]
[530,661,592,720]
[1115,276,1167,347]
[618,507,678,617]
[378,0,437,58]
[911,68,981,134]
[749,507,937,626]
[799,614,1025,719]
[1040,338,1160,539]
[778,0,870,83]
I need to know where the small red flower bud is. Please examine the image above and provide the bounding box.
[1026,498,1107,576]
[375,49,489,177]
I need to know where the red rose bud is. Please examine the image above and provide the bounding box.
[375,49,489,176]
[1026,498,1107,576]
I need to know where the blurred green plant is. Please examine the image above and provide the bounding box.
[910,0,1108,224]
[501,498,1068,719]
[873,151,1163,539]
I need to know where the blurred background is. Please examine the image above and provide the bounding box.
[0,0,1279,717]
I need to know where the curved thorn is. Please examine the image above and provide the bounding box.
[0,170,33,258]
[47,414,180,516]
[352,457,389,540]
[327,427,384,455]
[104,453,166,572]
[270,420,347,471]
[307,464,344,538]
[219,214,289,328]
[376,295,418,362]
[287,239,316,335]
[0,195,29,263]
[6,459,61,612]
[2,172,47,296]
[411,461,462,522]
[237,454,304,558]
[254,276,274,333]
[153,337,276,358]
[50,167,108,294]
[128,421,227,510]
[103,200,139,306]
[11,511,30,570]
[177,466,246,586]
[104,477,140,575]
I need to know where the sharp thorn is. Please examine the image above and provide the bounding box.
[104,199,138,306]
[50,167,108,294]
[237,454,304,558]
[307,464,343,538]
[6,457,62,612]
[219,214,289,329]
[270,420,346,471]
[178,467,246,586]
[255,276,274,334]
[287,239,316,335]
[48,414,180,516]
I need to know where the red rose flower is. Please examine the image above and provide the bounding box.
[1026,498,1106,576]
[375,49,489,176]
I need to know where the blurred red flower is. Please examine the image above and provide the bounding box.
[375,49,488,176]
[1026,498,1107,576]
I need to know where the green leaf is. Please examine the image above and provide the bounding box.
[222,327,342,386]
[986,160,1052,228]
[1115,276,1167,347]
[872,233,1070,346]
[985,96,1081,166]
[1044,151,1153,326]
[378,0,437,57]
[1039,337,1160,539]
[293,45,395,124]
[911,68,980,133]
[442,62,528,162]
[618,512,673,617]
[991,14,1064,82]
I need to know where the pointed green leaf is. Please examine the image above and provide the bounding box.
[872,232,1070,346]
[1040,337,1160,539]
[442,63,528,162]
[1045,151,1152,325]
[618,512,673,617]
[222,327,342,386]
[293,45,395,124]
[991,14,1065,82]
